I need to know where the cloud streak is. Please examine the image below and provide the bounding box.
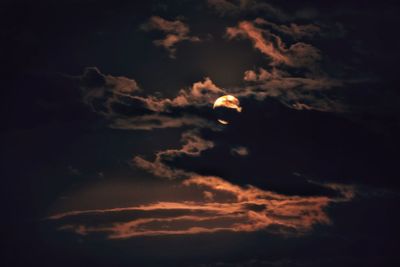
[226,19,321,69]
[47,176,354,239]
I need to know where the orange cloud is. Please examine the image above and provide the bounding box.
[227,21,289,65]
[47,176,354,239]
[226,20,321,69]
[176,77,225,105]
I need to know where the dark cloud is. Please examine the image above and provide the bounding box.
[207,0,291,21]
[78,67,141,116]
[254,18,321,40]
[157,97,400,195]
[141,16,201,58]
[133,130,213,178]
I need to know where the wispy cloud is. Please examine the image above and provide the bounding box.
[78,67,140,115]
[253,18,321,40]
[240,67,364,112]
[141,16,201,58]
[133,130,213,179]
[226,19,321,70]
[76,67,227,130]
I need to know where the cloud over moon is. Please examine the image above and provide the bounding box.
[76,67,229,130]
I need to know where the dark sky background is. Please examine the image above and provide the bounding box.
[2,0,400,266]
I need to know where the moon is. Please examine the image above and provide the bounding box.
[213,95,242,125]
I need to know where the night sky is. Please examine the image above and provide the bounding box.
[2,1,400,266]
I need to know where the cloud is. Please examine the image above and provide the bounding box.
[230,146,249,157]
[133,130,214,179]
[75,63,366,133]
[207,0,238,15]
[80,67,140,95]
[242,67,373,113]
[226,19,321,70]
[203,190,215,201]
[241,67,345,112]
[253,18,321,40]
[115,77,224,114]
[110,114,211,131]
[141,16,201,58]
[243,67,279,82]
[77,67,228,130]
[75,58,360,132]
[207,0,290,21]
[222,17,372,114]
[173,77,225,106]
[104,76,225,130]
[47,175,354,239]
[78,67,140,115]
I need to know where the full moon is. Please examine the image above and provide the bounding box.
[213,95,242,124]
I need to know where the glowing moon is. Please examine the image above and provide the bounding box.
[213,95,242,125]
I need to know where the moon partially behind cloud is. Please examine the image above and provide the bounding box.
[213,95,242,124]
